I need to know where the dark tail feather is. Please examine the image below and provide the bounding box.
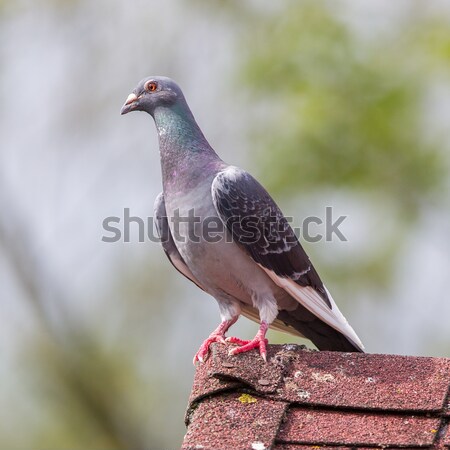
[277,309,364,353]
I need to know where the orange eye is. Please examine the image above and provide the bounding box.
[145,81,157,92]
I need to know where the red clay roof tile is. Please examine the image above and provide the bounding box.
[182,392,287,450]
[272,446,424,450]
[273,445,354,449]
[183,344,450,450]
[276,350,450,412]
[195,344,450,413]
[187,355,245,422]
[205,342,295,394]
[278,408,440,447]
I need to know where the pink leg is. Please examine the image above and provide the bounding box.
[193,317,238,364]
[227,321,269,362]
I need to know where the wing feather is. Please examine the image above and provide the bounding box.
[211,167,364,351]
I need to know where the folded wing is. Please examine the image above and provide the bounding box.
[211,167,364,351]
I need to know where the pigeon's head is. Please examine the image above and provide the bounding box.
[120,76,184,116]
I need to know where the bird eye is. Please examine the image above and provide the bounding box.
[145,81,158,92]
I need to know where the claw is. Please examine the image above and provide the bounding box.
[261,349,267,363]
[192,355,205,366]
[193,317,238,365]
[227,321,269,362]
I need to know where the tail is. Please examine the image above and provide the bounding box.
[277,307,364,353]
[259,265,365,352]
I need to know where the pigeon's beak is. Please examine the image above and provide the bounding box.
[120,93,139,115]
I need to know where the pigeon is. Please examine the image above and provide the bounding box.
[121,76,364,363]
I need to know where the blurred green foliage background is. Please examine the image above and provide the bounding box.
[1,0,449,448]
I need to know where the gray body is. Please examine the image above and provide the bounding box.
[162,165,293,325]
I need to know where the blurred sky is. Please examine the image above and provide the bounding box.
[1,0,450,448]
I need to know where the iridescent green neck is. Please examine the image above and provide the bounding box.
[153,102,212,154]
[152,101,220,189]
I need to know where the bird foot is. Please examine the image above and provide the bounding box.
[193,317,238,365]
[193,334,227,365]
[226,321,269,362]
[227,336,269,362]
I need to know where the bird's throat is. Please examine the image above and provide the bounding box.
[154,103,210,152]
[153,104,220,189]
